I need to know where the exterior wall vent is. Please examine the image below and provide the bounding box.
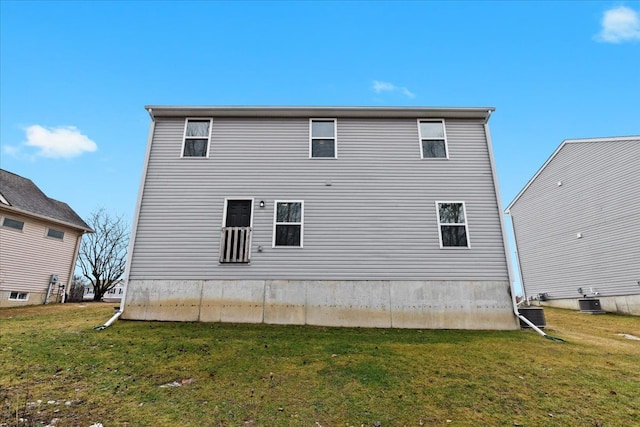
[518,307,546,329]
[578,298,605,314]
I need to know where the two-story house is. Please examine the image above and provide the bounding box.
[506,136,640,315]
[0,169,92,306]
[121,106,517,329]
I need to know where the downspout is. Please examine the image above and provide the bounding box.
[482,118,564,342]
[94,309,122,330]
[63,230,84,304]
[95,108,156,330]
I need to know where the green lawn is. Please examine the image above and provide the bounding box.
[1,303,639,426]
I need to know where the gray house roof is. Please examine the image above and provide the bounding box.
[505,136,640,213]
[0,169,93,232]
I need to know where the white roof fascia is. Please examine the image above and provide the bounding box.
[145,106,495,122]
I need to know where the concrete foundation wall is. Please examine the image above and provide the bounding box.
[122,279,518,330]
[532,295,640,316]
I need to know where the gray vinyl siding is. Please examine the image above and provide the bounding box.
[0,210,80,296]
[129,117,509,281]
[509,139,640,299]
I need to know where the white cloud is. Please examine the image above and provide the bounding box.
[20,125,98,158]
[372,80,415,98]
[595,6,640,43]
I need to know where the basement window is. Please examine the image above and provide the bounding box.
[9,291,29,301]
[182,118,212,157]
[2,217,24,231]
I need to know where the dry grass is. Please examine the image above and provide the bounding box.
[1,303,639,426]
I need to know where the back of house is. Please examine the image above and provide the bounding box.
[507,136,640,315]
[122,106,517,329]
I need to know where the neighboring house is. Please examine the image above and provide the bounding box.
[82,283,94,301]
[506,136,640,315]
[0,169,93,307]
[122,106,517,330]
[83,280,124,302]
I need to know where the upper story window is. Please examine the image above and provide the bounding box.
[418,120,448,159]
[182,118,212,157]
[2,217,24,231]
[47,228,65,240]
[310,119,337,158]
[273,201,304,247]
[436,202,470,248]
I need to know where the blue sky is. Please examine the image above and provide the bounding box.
[1,1,639,293]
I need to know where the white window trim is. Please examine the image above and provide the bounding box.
[418,119,449,159]
[46,228,65,241]
[1,216,25,232]
[272,200,304,248]
[181,117,213,158]
[435,201,470,249]
[309,118,338,159]
[9,291,29,301]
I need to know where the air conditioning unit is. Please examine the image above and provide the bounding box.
[578,298,605,314]
[519,307,546,329]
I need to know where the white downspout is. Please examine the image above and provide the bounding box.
[483,119,563,341]
[95,109,156,330]
[63,231,84,303]
[94,309,122,330]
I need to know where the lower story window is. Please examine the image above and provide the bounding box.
[436,201,470,248]
[273,201,304,247]
[9,291,29,301]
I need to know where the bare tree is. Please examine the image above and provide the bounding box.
[77,208,129,301]
[67,274,88,302]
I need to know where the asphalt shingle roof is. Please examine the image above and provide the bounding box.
[0,169,92,231]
